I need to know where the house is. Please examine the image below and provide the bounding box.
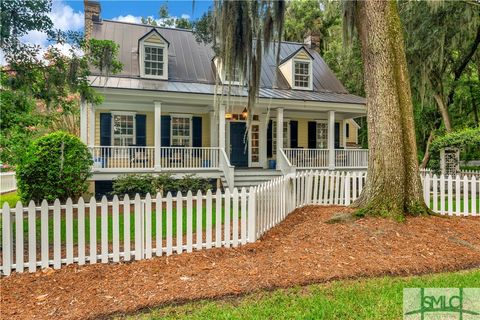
[81,1,367,196]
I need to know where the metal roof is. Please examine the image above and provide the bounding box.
[91,19,365,105]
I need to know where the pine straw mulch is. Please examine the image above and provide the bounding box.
[1,206,480,320]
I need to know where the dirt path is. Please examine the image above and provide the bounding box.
[1,206,480,320]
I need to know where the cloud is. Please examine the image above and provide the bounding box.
[181,14,191,20]
[112,15,143,24]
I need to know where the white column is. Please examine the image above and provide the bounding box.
[328,110,335,170]
[210,110,218,147]
[276,108,284,169]
[259,113,268,169]
[88,103,95,147]
[219,104,226,150]
[80,99,88,144]
[154,101,162,171]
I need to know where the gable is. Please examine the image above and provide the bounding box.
[279,47,314,90]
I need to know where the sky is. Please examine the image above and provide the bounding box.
[0,0,212,64]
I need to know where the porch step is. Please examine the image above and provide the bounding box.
[221,169,283,189]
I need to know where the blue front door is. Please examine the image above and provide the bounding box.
[230,122,248,167]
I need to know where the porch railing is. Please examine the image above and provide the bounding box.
[283,148,369,169]
[335,149,368,168]
[159,147,220,169]
[90,146,155,170]
[89,146,221,170]
[283,148,329,168]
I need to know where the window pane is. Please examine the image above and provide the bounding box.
[171,116,191,147]
[294,61,310,88]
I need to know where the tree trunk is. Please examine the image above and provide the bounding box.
[433,93,453,132]
[352,0,430,217]
[420,130,434,169]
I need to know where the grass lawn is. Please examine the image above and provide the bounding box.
[1,206,230,246]
[123,269,480,320]
[0,191,20,208]
[430,197,479,213]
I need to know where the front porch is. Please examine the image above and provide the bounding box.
[81,91,368,188]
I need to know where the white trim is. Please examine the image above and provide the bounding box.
[139,40,168,80]
[170,114,192,147]
[292,59,313,91]
[111,111,137,146]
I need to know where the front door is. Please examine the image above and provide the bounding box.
[334,122,340,149]
[230,122,248,167]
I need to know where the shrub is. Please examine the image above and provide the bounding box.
[16,131,93,203]
[112,174,156,198]
[112,173,213,197]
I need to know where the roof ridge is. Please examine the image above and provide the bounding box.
[101,19,195,33]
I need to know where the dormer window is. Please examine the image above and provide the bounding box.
[213,57,243,85]
[293,60,311,89]
[139,29,169,80]
[144,45,165,77]
[279,47,314,91]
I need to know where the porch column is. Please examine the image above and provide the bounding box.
[219,104,226,150]
[154,101,162,171]
[328,110,335,170]
[88,103,95,147]
[276,108,284,169]
[210,111,218,147]
[80,99,87,144]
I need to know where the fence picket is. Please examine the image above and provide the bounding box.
[196,190,203,251]
[186,191,193,253]
[232,188,239,247]
[432,175,438,212]
[28,201,36,272]
[206,190,213,249]
[463,176,469,216]
[53,199,61,269]
[89,197,97,264]
[145,193,152,259]
[101,196,109,263]
[2,203,11,275]
[472,177,477,216]
[215,190,222,247]
[41,200,49,268]
[241,188,247,244]
[455,176,461,216]
[134,194,143,260]
[224,188,231,248]
[155,193,162,256]
[176,192,183,254]
[112,195,120,262]
[123,195,131,261]
[448,175,453,215]
[166,192,173,256]
[15,202,23,273]
[65,198,74,265]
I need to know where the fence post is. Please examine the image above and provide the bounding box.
[247,187,257,243]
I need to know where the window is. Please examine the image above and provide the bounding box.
[224,66,241,83]
[144,45,164,77]
[316,121,328,149]
[171,116,191,147]
[293,60,311,89]
[346,123,350,138]
[112,114,135,146]
[272,120,290,155]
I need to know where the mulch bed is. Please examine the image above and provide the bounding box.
[1,206,480,320]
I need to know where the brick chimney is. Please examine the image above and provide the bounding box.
[84,0,101,42]
[304,33,320,51]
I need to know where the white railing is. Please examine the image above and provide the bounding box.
[277,148,296,175]
[160,147,220,169]
[90,146,155,170]
[0,172,17,193]
[89,146,221,170]
[283,148,329,168]
[335,149,368,168]
[1,189,253,276]
[219,148,235,189]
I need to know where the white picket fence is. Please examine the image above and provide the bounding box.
[0,172,17,193]
[1,170,478,276]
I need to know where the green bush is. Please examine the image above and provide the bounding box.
[112,174,156,198]
[112,173,213,197]
[16,131,93,203]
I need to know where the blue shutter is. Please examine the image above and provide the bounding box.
[100,113,112,146]
[308,121,316,149]
[192,116,202,147]
[161,115,171,146]
[290,120,298,148]
[136,114,146,146]
[267,120,273,157]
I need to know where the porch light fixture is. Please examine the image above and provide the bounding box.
[225,113,233,119]
[241,107,248,119]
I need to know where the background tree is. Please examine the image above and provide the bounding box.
[141,3,193,29]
